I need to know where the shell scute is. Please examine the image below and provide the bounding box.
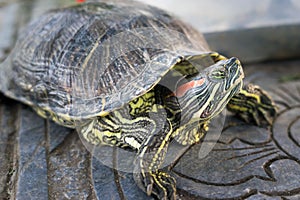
[0,1,209,119]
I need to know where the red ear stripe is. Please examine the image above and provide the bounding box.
[175,78,205,97]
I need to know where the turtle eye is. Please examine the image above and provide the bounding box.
[210,67,227,80]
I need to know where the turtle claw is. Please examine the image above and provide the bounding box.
[146,183,153,196]
[135,170,177,200]
[227,84,277,127]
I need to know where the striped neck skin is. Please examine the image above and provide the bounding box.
[175,57,244,125]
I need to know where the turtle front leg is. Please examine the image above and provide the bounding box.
[227,84,277,126]
[134,119,177,200]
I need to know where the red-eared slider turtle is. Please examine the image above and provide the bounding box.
[0,0,277,199]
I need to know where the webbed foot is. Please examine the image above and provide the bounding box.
[135,169,176,200]
[227,83,277,126]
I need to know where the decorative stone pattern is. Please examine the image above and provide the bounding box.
[173,81,300,199]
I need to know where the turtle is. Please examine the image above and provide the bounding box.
[0,0,277,199]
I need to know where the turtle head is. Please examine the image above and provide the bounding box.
[176,57,244,122]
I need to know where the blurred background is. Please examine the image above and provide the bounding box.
[138,0,300,32]
[138,0,300,62]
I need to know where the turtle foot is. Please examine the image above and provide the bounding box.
[227,83,277,127]
[134,170,177,200]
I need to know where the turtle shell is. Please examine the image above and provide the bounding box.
[0,0,210,119]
